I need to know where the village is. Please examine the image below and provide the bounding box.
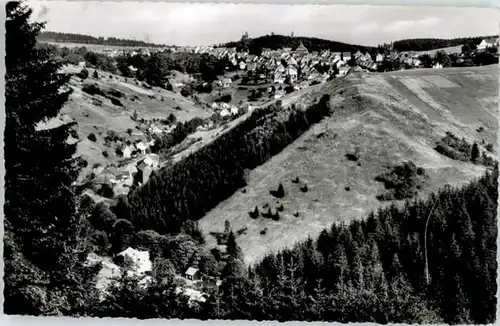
[75,34,499,203]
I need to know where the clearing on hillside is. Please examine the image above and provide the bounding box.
[199,65,498,265]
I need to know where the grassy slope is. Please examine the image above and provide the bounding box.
[199,65,498,265]
[58,66,209,181]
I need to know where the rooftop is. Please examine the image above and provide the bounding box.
[185,267,199,276]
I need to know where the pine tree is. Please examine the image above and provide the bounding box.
[226,230,242,261]
[4,1,97,315]
[471,142,480,162]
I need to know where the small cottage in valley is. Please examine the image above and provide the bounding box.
[185,267,202,281]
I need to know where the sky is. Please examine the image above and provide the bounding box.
[28,1,499,47]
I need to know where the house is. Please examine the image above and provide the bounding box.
[220,108,231,117]
[354,50,363,59]
[230,106,239,115]
[185,267,202,281]
[117,247,153,278]
[78,61,86,68]
[105,166,129,184]
[239,61,247,70]
[433,62,443,69]
[122,144,136,159]
[222,78,232,88]
[375,53,385,63]
[287,56,298,66]
[136,161,153,184]
[274,71,285,84]
[143,154,160,169]
[363,53,373,63]
[274,90,286,99]
[341,52,352,63]
[294,42,309,55]
[337,65,350,77]
[332,52,342,63]
[175,287,207,306]
[246,62,257,71]
[477,37,499,50]
[287,66,298,83]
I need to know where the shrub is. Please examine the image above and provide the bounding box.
[82,84,106,97]
[102,150,109,158]
[272,211,280,221]
[270,183,285,198]
[300,184,308,193]
[107,89,123,98]
[471,142,480,162]
[345,153,359,161]
[87,133,97,142]
[485,143,494,152]
[110,97,123,107]
[248,206,260,219]
[93,70,99,79]
[293,211,300,217]
[276,203,284,212]
[77,68,89,80]
[435,132,472,162]
[90,202,118,233]
[260,228,268,235]
[345,186,350,191]
[98,183,114,198]
[292,176,300,183]
[216,94,232,103]
[374,161,427,201]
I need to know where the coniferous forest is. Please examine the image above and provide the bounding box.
[95,167,498,323]
[3,1,498,323]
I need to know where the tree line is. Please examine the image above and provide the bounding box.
[391,36,491,52]
[222,34,376,55]
[39,31,166,47]
[116,52,230,85]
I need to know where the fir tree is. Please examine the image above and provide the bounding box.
[4,0,97,315]
[471,142,480,162]
[226,230,242,261]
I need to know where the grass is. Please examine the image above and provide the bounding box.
[199,65,498,265]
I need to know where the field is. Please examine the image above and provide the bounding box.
[412,45,464,56]
[198,65,498,264]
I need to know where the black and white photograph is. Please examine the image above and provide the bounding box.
[3,0,499,323]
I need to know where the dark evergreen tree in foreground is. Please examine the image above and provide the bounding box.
[4,0,98,315]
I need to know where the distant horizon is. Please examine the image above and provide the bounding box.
[40,29,496,49]
[29,2,499,47]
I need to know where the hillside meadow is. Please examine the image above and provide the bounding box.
[199,65,499,264]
